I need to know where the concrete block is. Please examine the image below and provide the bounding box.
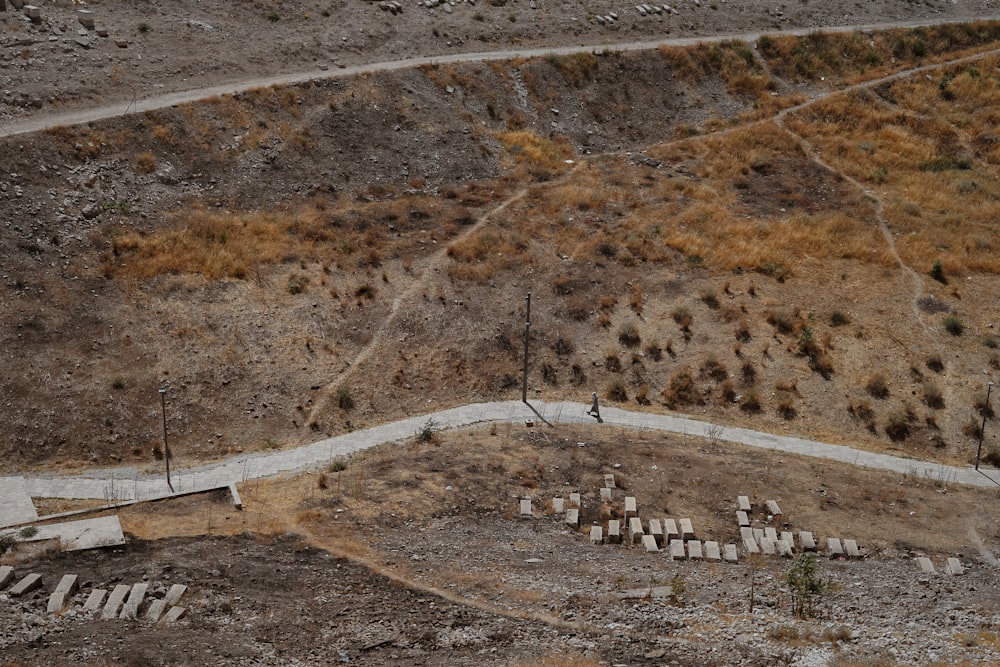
[0,565,14,589]
[47,591,68,614]
[607,520,621,544]
[765,500,782,516]
[569,492,581,508]
[229,482,242,510]
[736,511,749,527]
[764,527,778,543]
[565,508,579,528]
[600,487,612,502]
[743,537,759,554]
[799,531,816,551]
[844,539,860,559]
[916,557,935,574]
[664,518,678,540]
[724,543,739,563]
[83,589,107,612]
[0,476,38,528]
[163,584,188,607]
[648,519,663,546]
[120,583,148,619]
[679,518,694,541]
[759,537,776,556]
[624,496,636,517]
[740,526,755,543]
[668,539,685,560]
[48,574,79,611]
[687,540,703,560]
[23,4,39,22]
[604,473,616,489]
[642,534,659,553]
[54,574,79,596]
[77,9,94,29]
[162,606,186,623]
[590,525,603,545]
[776,540,793,558]
[628,517,644,544]
[826,538,844,558]
[552,497,564,514]
[752,528,764,544]
[781,531,795,549]
[519,498,532,517]
[704,541,721,562]
[737,495,751,512]
[145,598,167,622]
[102,583,131,619]
[946,557,964,575]
[9,573,41,597]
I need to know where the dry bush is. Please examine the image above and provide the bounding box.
[643,341,663,362]
[926,353,945,373]
[866,373,890,399]
[662,368,703,408]
[605,379,628,402]
[604,351,622,373]
[923,382,945,410]
[497,130,575,176]
[849,399,877,433]
[671,306,693,332]
[740,389,762,414]
[635,384,650,405]
[617,321,641,347]
[775,391,797,419]
[718,379,737,403]
[135,151,157,174]
[740,359,757,386]
[885,410,911,441]
[700,354,729,382]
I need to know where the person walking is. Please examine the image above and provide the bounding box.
[587,391,603,423]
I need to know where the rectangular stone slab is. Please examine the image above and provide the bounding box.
[765,500,782,516]
[764,527,778,542]
[0,476,38,528]
[799,531,816,551]
[946,557,964,575]
[83,589,107,612]
[752,528,764,543]
[826,538,844,557]
[552,497,564,514]
[21,516,125,552]
[916,557,935,574]
[47,591,68,614]
[162,606,186,623]
[600,487,612,502]
[669,539,685,560]
[687,540,703,560]
[759,537,776,556]
[737,496,751,512]
[590,525,603,545]
[628,517,643,543]
[740,526,755,542]
[679,518,694,541]
[723,544,739,562]
[647,519,663,545]
[642,534,659,553]
[704,541,721,562]
[519,499,532,517]
[54,574,79,596]
[565,508,579,528]
[120,583,148,619]
[102,584,132,619]
[776,540,793,558]
[9,573,41,596]
[844,539,859,559]
[781,531,795,549]
[607,520,621,544]
[624,497,636,516]
[0,565,14,589]
[145,598,167,622]
[569,493,581,508]
[229,482,243,510]
[743,537,760,554]
[163,584,188,607]
[604,474,616,489]
[663,519,678,539]
[736,511,749,527]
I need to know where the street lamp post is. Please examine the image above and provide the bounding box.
[159,388,174,492]
[975,381,994,471]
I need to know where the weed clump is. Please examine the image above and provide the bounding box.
[865,373,890,399]
[662,368,703,408]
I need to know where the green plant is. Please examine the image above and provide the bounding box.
[984,335,998,349]
[137,22,150,33]
[111,377,126,390]
[931,259,946,283]
[473,11,484,20]
[787,553,829,618]
[0,532,16,553]
[416,418,439,444]
[337,384,354,410]
[943,315,964,336]
[267,10,280,21]
[926,353,944,372]
[328,458,348,473]
[830,311,850,327]
[19,526,37,539]
[669,574,686,606]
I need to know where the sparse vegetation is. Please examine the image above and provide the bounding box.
[865,373,890,399]
[943,315,965,336]
[787,554,829,618]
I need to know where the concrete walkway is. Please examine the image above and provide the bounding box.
[6,401,998,511]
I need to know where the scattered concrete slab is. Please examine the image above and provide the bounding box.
[49,573,78,610]
[736,511,749,527]
[78,9,94,29]
[743,537,760,554]
[102,583,131,619]
[628,517,644,544]
[946,558,965,575]
[669,538,685,560]
[687,540,703,560]
[664,518,678,540]
[120,583,148,619]
[724,544,739,563]
[83,589,107,612]
[600,487,612,502]
[781,531,795,549]
[519,498,532,517]
[624,496,636,517]
[740,526,755,543]
[604,473,616,488]
[765,500,782,516]
[569,492,581,508]
[705,540,721,562]
[21,516,125,552]
[607,519,621,544]
[565,508,580,528]
[0,476,39,528]
[163,584,188,607]
[679,518,694,541]
[9,573,42,597]
[590,525,603,545]
[0,565,14,589]
[764,527,778,542]
[916,557,935,574]
[752,528,764,544]
[552,497,564,514]
[844,539,860,559]
[642,534,659,553]
[799,531,816,552]
[47,591,69,613]
[737,495,751,512]
[145,598,167,622]
[162,606,186,623]
[827,538,844,558]
[776,540,794,558]
[648,519,663,546]
[229,482,242,510]
[759,537,776,556]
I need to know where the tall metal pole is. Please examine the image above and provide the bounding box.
[975,381,994,471]
[522,292,531,404]
[159,388,174,492]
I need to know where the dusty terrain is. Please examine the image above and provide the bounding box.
[3,1,1000,665]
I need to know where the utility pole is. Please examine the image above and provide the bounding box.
[522,292,531,404]
[975,380,994,471]
[159,388,174,492]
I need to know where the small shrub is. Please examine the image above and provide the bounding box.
[644,341,662,362]
[849,399,876,432]
[317,472,328,489]
[671,306,693,332]
[931,259,946,283]
[809,351,834,378]
[774,391,796,419]
[984,335,999,349]
[699,288,719,309]
[541,362,557,385]
[328,458,348,473]
[765,309,797,335]
[606,379,628,402]
[830,310,850,327]
[19,526,38,539]
[885,410,911,441]
[943,315,964,336]
[740,389,762,414]
[865,373,890,399]
[111,377,126,390]
[267,10,280,21]
[337,384,354,410]
[962,417,983,440]
[355,283,376,300]
[983,448,1000,468]
[571,364,586,385]
[635,384,650,405]
[618,321,641,347]
[553,333,575,357]
[923,382,944,410]
[976,395,995,420]
[604,351,622,372]
[700,354,729,382]
[416,419,440,444]
[662,368,703,408]
[135,151,157,174]
[741,359,757,386]
[137,22,151,33]
[926,353,944,372]
[718,379,737,403]
[0,533,17,554]
[735,320,752,342]
[787,554,829,618]
[287,273,309,295]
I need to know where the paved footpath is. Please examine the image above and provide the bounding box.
[9,401,1000,506]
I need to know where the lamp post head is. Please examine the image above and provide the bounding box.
[158,388,166,394]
